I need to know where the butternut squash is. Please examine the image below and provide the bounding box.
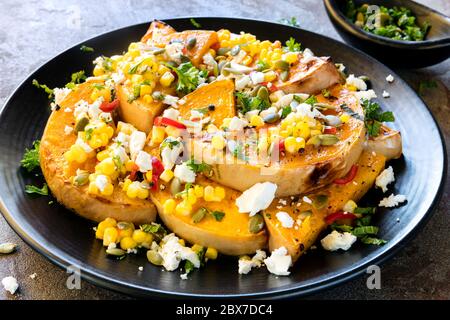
[40,81,157,224]
[141,20,176,44]
[264,151,386,261]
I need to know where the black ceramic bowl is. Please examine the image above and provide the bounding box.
[324,0,450,67]
[0,17,447,298]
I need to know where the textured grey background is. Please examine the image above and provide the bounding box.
[0,0,448,300]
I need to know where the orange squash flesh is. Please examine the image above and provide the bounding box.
[141,20,176,44]
[264,151,386,262]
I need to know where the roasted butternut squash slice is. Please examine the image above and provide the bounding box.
[40,81,157,224]
[177,79,235,124]
[116,83,174,134]
[366,125,402,160]
[141,20,176,44]
[208,87,366,197]
[276,56,344,94]
[150,175,267,255]
[264,151,386,262]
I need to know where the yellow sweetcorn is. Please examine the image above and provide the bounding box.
[282,52,299,64]
[194,185,204,198]
[64,144,88,163]
[95,218,117,240]
[250,115,264,128]
[242,55,253,66]
[214,186,226,200]
[175,200,192,216]
[145,170,153,182]
[160,169,174,182]
[95,158,116,176]
[150,126,166,145]
[163,199,176,215]
[183,188,197,205]
[132,229,153,244]
[178,239,186,246]
[160,71,175,87]
[88,176,114,196]
[131,74,144,85]
[221,118,232,129]
[211,135,226,150]
[126,181,149,199]
[122,178,132,192]
[284,136,305,154]
[120,237,137,250]
[139,84,152,97]
[90,87,111,102]
[96,149,110,161]
[310,129,322,137]
[191,244,204,253]
[204,186,225,202]
[264,71,277,82]
[143,94,153,104]
[103,227,118,246]
[340,113,351,123]
[343,200,358,213]
[116,121,136,135]
[93,65,105,77]
[205,247,218,260]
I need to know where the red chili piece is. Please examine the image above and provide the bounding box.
[333,165,358,185]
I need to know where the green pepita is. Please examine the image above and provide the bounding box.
[263,113,280,124]
[318,134,339,146]
[256,86,269,100]
[217,47,231,56]
[0,243,17,254]
[147,250,163,266]
[72,170,89,186]
[186,37,197,50]
[230,45,241,56]
[75,117,89,132]
[313,102,336,110]
[192,207,207,223]
[248,214,265,233]
[313,195,329,210]
[170,178,182,196]
[106,248,126,256]
[274,60,290,71]
[117,221,134,231]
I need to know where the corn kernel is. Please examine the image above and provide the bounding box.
[194,185,204,198]
[131,74,144,84]
[205,247,218,260]
[175,200,192,216]
[211,135,226,150]
[96,158,116,176]
[125,161,136,172]
[126,181,140,199]
[103,227,118,246]
[250,115,264,127]
[102,183,114,196]
[140,84,152,97]
[132,229,153,244]
[160,71,175,87]
[191,244,204,253]
[136,186,149,199]
[343,200,358,213]
[163,199,176,215]
[95,218,117,239]
[284,136,298,154]
[96,150,110,161]
[64,144,88,163]
[120,237,137,250]
[204,186,216,202]
[150,126,166,145]
[340,113,351,123]
[165,125,181,138]
[88,182,99,195]
[214,186,226,200]
[122,179,132,192]
[160,169,174,182]
[282,52,299,64]
[264,71,277,82]
[144,170,153,182]
[208,48,216,58]
[93,66,105,77]
[158,64,170,74]
[187,188,197,205]
[310,129,322,136]
[346,84,357,91]
[295,122,311,139]
[242,55,253,66]
[221,118,231,129]
[207,124,218,133]
[143,94,153,104]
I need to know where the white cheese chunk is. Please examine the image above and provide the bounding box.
[64,125,73,135]
[53,87,72,105]
[228,116,248,131]
[379,194,407,207]
[321,230,357,251]
[346,74,367,91]
[129,130,146,160]
[135,150,152,172]
[236,182,277,216]
[2,276,19,295]
[238,250,267,275]
[235,75,251,91]
[95,175,109,192]
[355,89,377,100]
[375,166,395,193]
[250,71,265,85]
[386,74,394,83]
[160,138,183,170]
[174,163,196,183]
[159,234,200,271]
[163,94,179,106]
[163,108,180,121]
[276,211,294,228]
[264,247,292,276]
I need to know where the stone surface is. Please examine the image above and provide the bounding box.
[0,0,448,300]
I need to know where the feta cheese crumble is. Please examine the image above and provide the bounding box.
[228,116,248,131]
[2,276,19,294]
[355,89,377,100]
[95,175,109,192]
[163,108,180,121]
[180,273,188,280]
[160,138,183,170]
[276,211,294,228]
[129,130,146,160]
[382,90,390,98]
[135,150,152,172]
[386,74,394,83]
[346,74,367,91]
[379,194,407,207]
[264,247,292,276]
[375,166,395,193]
[174,163,196,183]
[236,182,277,216]
[158,234,200,271]
[302,196,312,204]
[64,125,73,135]
[321,230,357,251]
[238,250,267,274]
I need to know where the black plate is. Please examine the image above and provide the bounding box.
[0,18,446,298]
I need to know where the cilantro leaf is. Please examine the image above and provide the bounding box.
[211,211,225,221]
[361,99,395,137]
[186,158,211,174]
[360,236,387,245]
[65,70,86,89]
[25,183,48,196]
[235,92,270,114]
[184,260,195,274]
[140,222,167,242]
[32,79,54,98]
[330,223,353,233]
[80,45,94,52]
[284,37,302,52]
[281,105,292,119]
[304,95,317,105]
[352,225,379,237]
[166,62,208,95]
[190,18,201,28]
[21,140,41,172]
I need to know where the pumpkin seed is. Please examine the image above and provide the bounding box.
[117,221,134,231]
[217,47,230,56]
[147,250,163,266]
[314,102,336,110]
[313,195,328,210]
[263,113,280,124]
[318,134,339,146]
[72,170,89,186]
[274,60,290,71]
[192,207,207,223]
[106,248,126,256]
[186,37,197,50]
[256,86,269,100]
[75,116,89,132]
[280,70,289,81]
[306,135,322,147]
[230,45,241,56]
[324,115,342,126]
[0,243,17,254]
[212,60,219,77]
[298,210,312,220]
[150,48,165,55]
[170,178,182,196]
[180,55,190,63]
[248,214,265,233]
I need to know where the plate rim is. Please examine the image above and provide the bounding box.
[0,16,447,299]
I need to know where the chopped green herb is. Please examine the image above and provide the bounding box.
[330,223,353,233]
[281,105,292,119]
[184,260,195,274]
[101,56,113,71]
[190,18,201,28]
[418,79,437,95]
[85,128,94,140]
[361,99,395,137]
[284,37,302,52]
[32,79,54,98]
[166,62,208,95]
[186,158,211,174]
[255,60,270,71]
[140,222,167,242]
[25,183,48,196]
[354,206,376,215]
[80,45,94,52]
[21,140,41,172]
[356,215,372,227]
[235,92,270,114]
[304,95,317,105]
[160,138,181,150]
[279,17,300,27]
[65,70,86,89]
[360,236,387,245]
[92,83,105,90]
[352,225,379,237]
[211,211,225,222]
[321,88,332,98]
